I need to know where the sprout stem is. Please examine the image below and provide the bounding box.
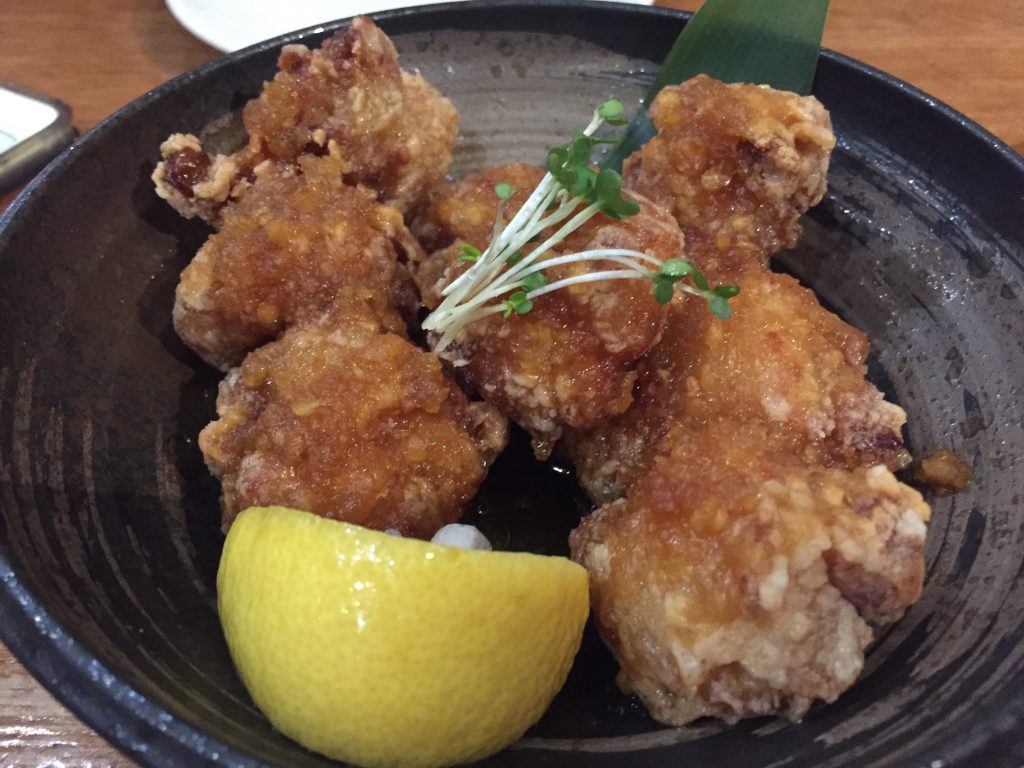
[526,269,647,300]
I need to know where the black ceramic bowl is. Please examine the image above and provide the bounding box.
[1,2,1023,766]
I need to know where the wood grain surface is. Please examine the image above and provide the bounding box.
[0,0,1021,765]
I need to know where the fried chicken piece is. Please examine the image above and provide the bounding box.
[199,296,509,537]
[389,71,460,213]
[570,420,930,725]
[410,164,685,453]
[566,269,910,504]
[153,16,458,221]
[566,75,924,727]
[623,75,835,279]
[173,152,422,370]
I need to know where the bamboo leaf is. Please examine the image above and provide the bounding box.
[602,0,831,171]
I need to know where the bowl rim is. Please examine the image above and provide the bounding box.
[1,2,1022,766]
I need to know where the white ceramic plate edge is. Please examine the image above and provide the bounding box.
[166,0,655,52]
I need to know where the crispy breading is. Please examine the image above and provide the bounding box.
[199,297,508,538]
[153,16,457,221]
[570,420,930,725]
[410,164,685,453]
[173,153,422,370]
[623,75,835,279]
[567,75,928,727]
[566,269,910,505]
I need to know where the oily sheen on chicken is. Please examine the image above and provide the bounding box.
[567,76,930,726]
[411,163,686,454]
[153,16,457,222]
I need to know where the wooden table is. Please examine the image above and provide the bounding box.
[0,0,1021,764]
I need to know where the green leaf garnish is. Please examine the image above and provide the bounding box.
[648,258,739,312]
[594,169,640,220]
[597,99,624,119]
[520,270,548,292]
[546,133,639,220]
[502,290,534,318]
[707,294,734,319]
[602,0,831,171]
[457,243,482,263]
[660,258,694,278]
[494,182,515,200]
[653,275,675,305]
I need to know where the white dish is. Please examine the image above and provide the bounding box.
[166,0,654,52]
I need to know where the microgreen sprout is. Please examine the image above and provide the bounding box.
[502,291,533,318]
[457,243,482,263]
[421,99,739,353]
[652,259,740,319]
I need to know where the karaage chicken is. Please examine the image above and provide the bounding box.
[153,16,457,222]
[199,294,508,537]
[623,74,835,279]
[566,74,931,727]
[567,269,911,504]
[411,164,685,453]
[570,419,930,724]
[174,152,421,370]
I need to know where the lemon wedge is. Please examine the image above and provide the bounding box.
[217,506,589,768]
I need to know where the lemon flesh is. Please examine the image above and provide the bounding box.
[217,506,589,768]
